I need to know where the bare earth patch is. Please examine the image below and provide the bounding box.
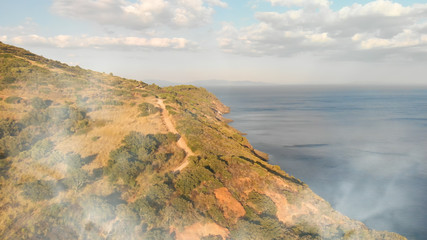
[175,222,229,240]
[214,187,246,221]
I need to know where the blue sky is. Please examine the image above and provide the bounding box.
[1,0,427,84]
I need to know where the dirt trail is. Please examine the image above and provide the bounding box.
[157,98,194,172]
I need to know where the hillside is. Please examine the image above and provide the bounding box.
[0,42,406,240]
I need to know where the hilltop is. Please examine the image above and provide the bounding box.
[0,42,406,240]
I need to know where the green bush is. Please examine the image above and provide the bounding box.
[105,132,175,186]
[82,196,115,223]
[0,127,42,159]
[106,148,139,186]
[201,235,223,240]
[110,204,140,238]
[138,102,159,117]
[175,166,215,195]
[146,183,173,206]
[230,217,292,240]
[91,136,100,141]
[229,219,265,240]
[22,109,50,126]
[0,118,22,138]
[131,197,158,225]
[207,205,228,226]
[5,96,23,104]
[64,168,89,191]
[122,131,159,156]
[292,222,320,238]
[247,191,277,216]
[31,139,54,160]
[22,180,56,201]
[31,97,52,110]
[144,228,174,240]
[103,99,124,105]
[1,76,17,84]
[164,196,198,228]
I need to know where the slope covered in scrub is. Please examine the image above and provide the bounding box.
[0,42,406,240]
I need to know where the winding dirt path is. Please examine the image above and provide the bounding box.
[157,98,194,172]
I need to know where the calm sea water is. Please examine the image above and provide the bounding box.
[209,85,427,240]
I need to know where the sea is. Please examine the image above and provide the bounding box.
[208,85,427,240]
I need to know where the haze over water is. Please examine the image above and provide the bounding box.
[210,85,427,240]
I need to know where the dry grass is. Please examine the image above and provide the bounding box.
[56,100,166,168]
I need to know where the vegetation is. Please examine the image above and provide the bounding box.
[4,96,22,104]
[104,131,178,186]
[138,102,160,117]
[0,42,406,240]
[22,180,56,201]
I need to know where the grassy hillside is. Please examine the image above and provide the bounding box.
[0,42,406,240]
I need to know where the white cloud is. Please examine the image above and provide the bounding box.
[205,0,228,8]
[306,32,334,44]
[359,29,427,49]
[51,0,227,29]
[267,0,330,8]
[218,0,427,60]
[338,0,412,18]
[4,34,196,50]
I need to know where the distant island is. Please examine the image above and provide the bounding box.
[144,79,273,87]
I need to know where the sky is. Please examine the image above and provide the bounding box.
[1,0,427,85]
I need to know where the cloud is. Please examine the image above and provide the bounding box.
[267,0,330,8]
[51,0,227,29]
[218,0,427,60]
[2,34,196,50]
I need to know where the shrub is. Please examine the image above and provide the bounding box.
[138,102,159,117]
[122,131,159,156]
[247,191,277,216]
[1,76,16,84]
[0,118,22,138]
[106,148,139,186]
[48,106,70,124]
[207,205,228,226]
[31,139,54,160]
[175,166,215,195]
[110,204,140,238]
[91,136,100,141]
[201,235,223,240]
[21,109,50,126]
[229,220,264,240]
[230,217,291,240]
[164,196,198,228]
[82,196,115,223]
[22,180,56,201]
[64,168,90,191]
[5,96,23,104]
[103,99,123,105]
[144,228,174,240]
[105,132,175,186]
[292,222,320,238]
[132,197,158,225]
[31,97,52,110]
[146,183,173,206]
